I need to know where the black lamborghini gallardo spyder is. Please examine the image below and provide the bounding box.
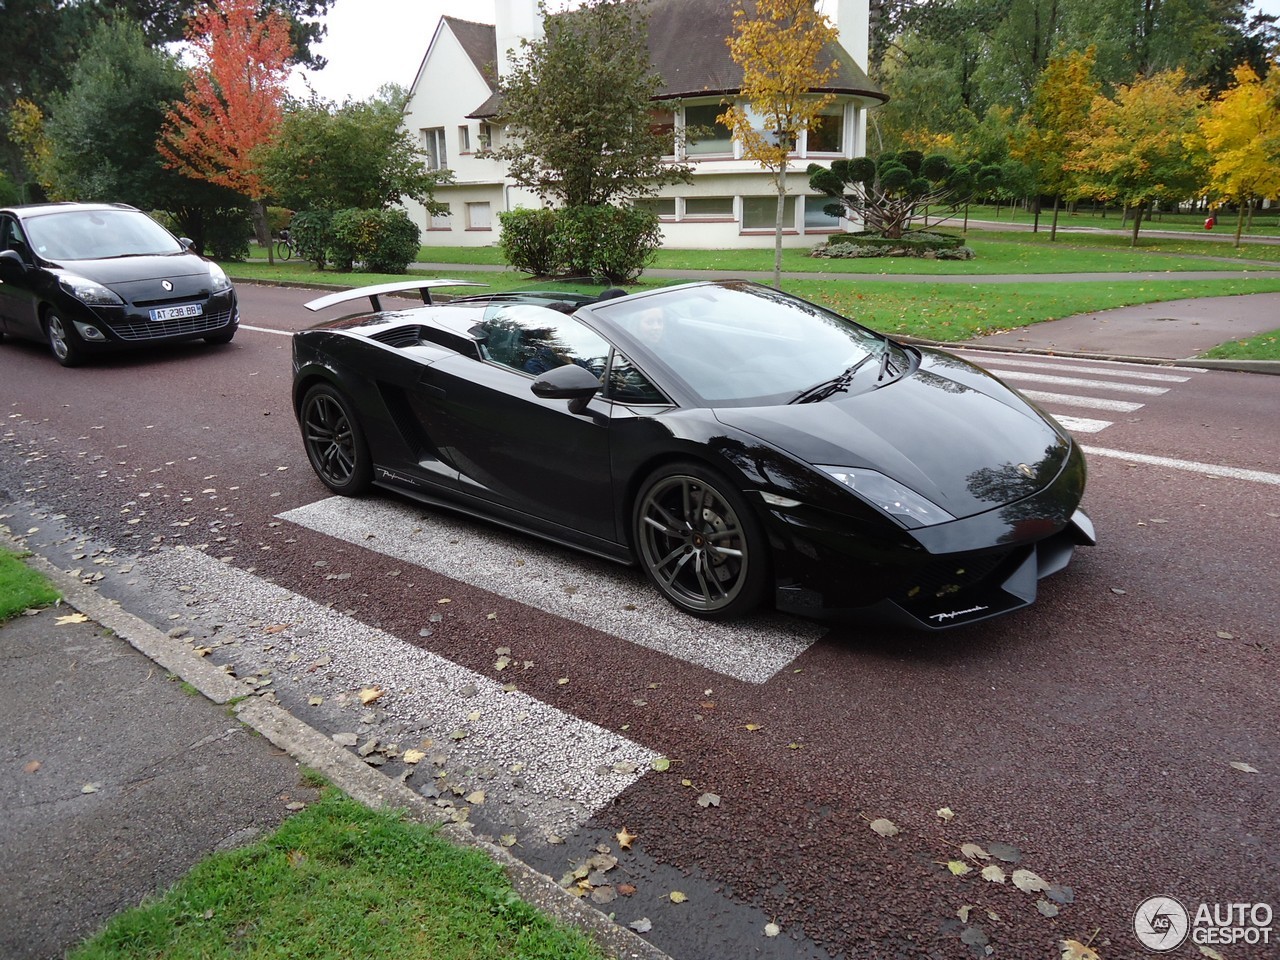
[292,279,1094,627]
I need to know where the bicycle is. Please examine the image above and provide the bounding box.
[273,231,295,261]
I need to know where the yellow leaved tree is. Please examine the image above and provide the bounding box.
[1197,61,1280,248]
[720,0,838,288]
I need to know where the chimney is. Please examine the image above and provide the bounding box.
[819,0,870,74]
[495,0,544,77]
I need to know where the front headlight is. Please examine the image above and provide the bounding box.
[58,274,123,306]
[818,465,954,528]
[208,262,233,294]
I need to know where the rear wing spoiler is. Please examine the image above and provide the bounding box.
[304,279,488,313]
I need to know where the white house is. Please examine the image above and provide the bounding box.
[399,0,885,249]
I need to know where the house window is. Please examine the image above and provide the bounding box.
[458,125,470,153]
[421,127,447,170]
[742,196,797,230]
[648,108,675,156]
[429,206,452,230]
[479,123,497,150]
[804,196,841,230]
[743,105,794,151]
[683,103,733,156]
[807,103,845,154]
[466,202,492,230]
[633,197,676,218]
[682,196,734,219]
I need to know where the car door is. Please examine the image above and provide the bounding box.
[414,306,617,543]
[0,215,41,338]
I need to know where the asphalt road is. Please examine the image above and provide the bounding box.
[1,281,1276,959]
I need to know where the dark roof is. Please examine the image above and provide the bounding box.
[464,0,884,119]
[443,16,498,86]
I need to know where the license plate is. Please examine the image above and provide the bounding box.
[150,303,203,322]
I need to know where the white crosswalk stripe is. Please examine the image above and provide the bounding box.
[957,351,1204,438]
[279,497,822,685]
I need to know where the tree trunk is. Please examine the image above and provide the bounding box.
[1050,193,1061,242]
[1032,195,1041,233]
[253,198,274,265]
[1130,202,1143,247]
[773,167,786,290]
[1235,202,1246,248]
[963,201,970,236]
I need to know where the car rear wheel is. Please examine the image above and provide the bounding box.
[632,461,768,619]
[45,312,85,367]
[300,384,373,495]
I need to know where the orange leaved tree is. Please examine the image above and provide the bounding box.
[158,0,293,259]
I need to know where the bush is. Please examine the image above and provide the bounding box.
[551,205,661,283]
[202,205,252,261]
[290,209,335,270]
[266,206,294,237]
[815,230,970,260]
[330,207,421,273]
[498,208,560,276]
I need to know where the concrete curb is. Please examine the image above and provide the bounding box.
[6,533,673,960]
[902,336,1280,376]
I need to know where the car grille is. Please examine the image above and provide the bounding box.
[892,550,1014,604]
[111,307,234,342]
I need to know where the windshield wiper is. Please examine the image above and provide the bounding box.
[875,342,897,383]
[789,350,878,404]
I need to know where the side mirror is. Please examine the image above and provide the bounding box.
[0,249,26,283]
[179,237,196,251]
[531,363,601,414]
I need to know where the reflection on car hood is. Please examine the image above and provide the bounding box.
[713,348,1071,519]
[50,253,208,285]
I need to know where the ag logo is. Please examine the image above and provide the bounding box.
[161,279,173,291]
[1134,896,1189,951]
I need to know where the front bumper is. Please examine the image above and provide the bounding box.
[75,290,238,348]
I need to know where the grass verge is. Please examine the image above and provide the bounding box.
[0,548,61,621]
[1198,329,1280,361]
[69,789,607,960]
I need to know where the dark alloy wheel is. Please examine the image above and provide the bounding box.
[300,384,373,495]
[633,462,768,619]
[45,311,86,367]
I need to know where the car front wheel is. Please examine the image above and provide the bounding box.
[300,383,373,495]
[632,462,768,619]
[45,312,86,367]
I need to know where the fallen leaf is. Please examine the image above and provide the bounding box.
[981,865,1007,884]
[465,790,485,805]
[869,818,900,837]
[358,686,385,705]
[1229,761,1259,773]
[697,793,721,808]
[437,598,451,604]
[1216,630,1234,640]
[402,749,426,765]
[669,891,687,903]
[1037,900,1060,917]
[81,782,101,794]
[263,623,290,633]
[557,677,570,685]
[23,760,41,774]
[1199,947,1226,959]
[285,801,306,811]
[651,757,671,772]
[787,742,803,750]
[947,860,972,876]
[1059,939,1102,960]
[616,827,637,850]
[494,655,511,671]
[961,842,989,861]
[764,922,780,938]
[937,806,955,822]
[499,834,517,848]
[745,723,762,731]
[307,696,323,707]
[591,885,616,904]
[1012,868,1050,894]
[958,905,973,923]
[55,613,89,625]
[617,882,636,896]
[630,917,652,933]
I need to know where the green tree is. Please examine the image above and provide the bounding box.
[262,87,451,213]
[1067,68,1208,245]
[720,0,838,288]
[809,150,960,238]
[490,0,691,206]
[1197,61,1280,246]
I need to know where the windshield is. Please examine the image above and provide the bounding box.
[24,209,185,261]
[595,282,888,405]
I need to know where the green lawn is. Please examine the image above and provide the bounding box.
[956,202,1280,237]
[1198,329,1280,361]
[0,548,60,621]
[71,790,607,960]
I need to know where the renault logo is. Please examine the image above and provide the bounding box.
[1016,463,1035,479]
[161,280,173,291]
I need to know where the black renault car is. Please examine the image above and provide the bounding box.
[0,202,238,366]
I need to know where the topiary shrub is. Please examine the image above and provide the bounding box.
[330,207,421,274]
[498,208,560,276]
[551,205,661,283]
[814,230,970,260]
[290,209,335,270]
